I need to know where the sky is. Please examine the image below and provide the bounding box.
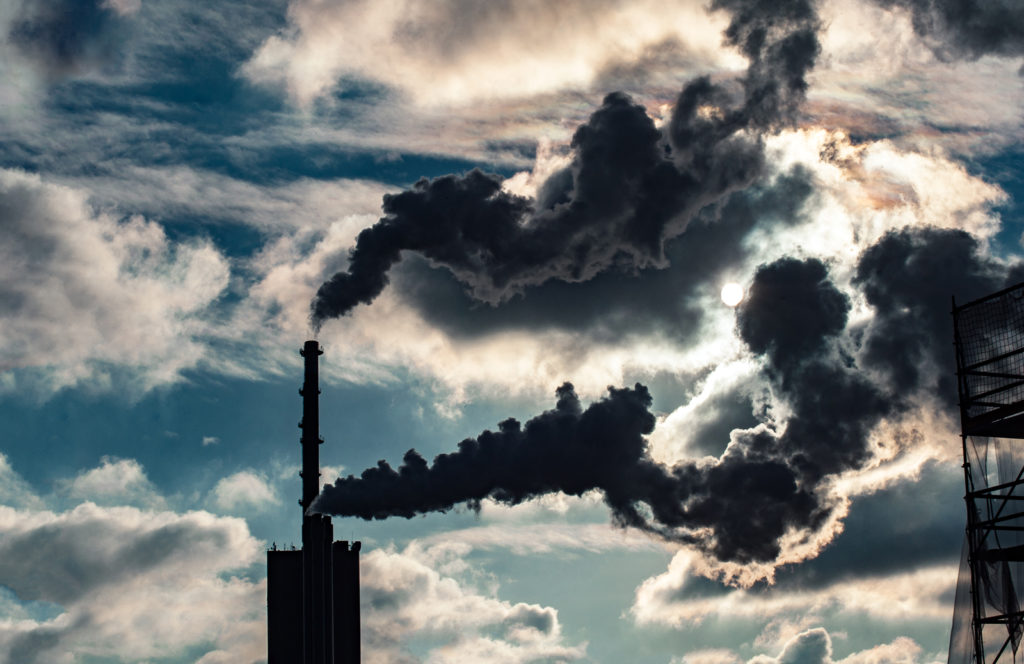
[0,0,1022,662]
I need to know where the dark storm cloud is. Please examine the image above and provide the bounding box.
[310,0,821,328]
[853,226,1008,407]
[7,0,131,78]
[873,0,1024,60]
[314,260,892,566]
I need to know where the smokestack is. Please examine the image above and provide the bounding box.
[300,340,324,514]
[268,341,361,664]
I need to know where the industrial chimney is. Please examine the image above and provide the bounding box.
[268,341,360,664]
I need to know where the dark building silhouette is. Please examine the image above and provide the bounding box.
[268,340,360,664]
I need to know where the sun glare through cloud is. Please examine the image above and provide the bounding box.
[720,282,744,307]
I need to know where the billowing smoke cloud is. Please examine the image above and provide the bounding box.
[314,383,660,523]
[873,0,1024,60]
[316,257,884,566]
[315,233,1022,570]
[311,0,1020,574]
[396,166,815,344]
[737,258,850,372]
[310,0,820,328]
[855,226,1013,406]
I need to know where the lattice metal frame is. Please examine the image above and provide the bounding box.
[955,283,1024,438]
[954,282,1024,664]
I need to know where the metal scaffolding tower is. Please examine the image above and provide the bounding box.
[951,282,1024,664]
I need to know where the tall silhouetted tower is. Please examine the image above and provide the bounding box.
[950,283,1024,664]
[268,340,360,664]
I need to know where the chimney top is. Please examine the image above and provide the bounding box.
[300,340,323,357]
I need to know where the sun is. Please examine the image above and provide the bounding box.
[720,282,744,307]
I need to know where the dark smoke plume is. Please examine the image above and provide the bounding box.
[315,257,897,566]
[313,379,817,564]
[316,244,1022,566]
[310,0,820,329]
[854,226,1011,406]
[873,0,1024,60]
[314,383,660,523]
[396,166,815,345]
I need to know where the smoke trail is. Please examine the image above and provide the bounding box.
[314,240,1023,568]
[313,383,661,522]
[314,257,882,565]
[310,0,820,329]
[309,1,1023,572]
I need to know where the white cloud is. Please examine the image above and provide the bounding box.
[0,456,596,663]
[243,0,741,108]
[212,470,280,512]
[0,502,264,664]
[0,454,43,510]
[202,435,220,446]
[812,0,1024,152]
[673,649,744,664]
[55,456,164,509]
[0,168,230,395]
[750,628,833,664]
[631,550,956,629]
[647,358,763,465]
[361,545,587,663]
[672,629,942,664]
[415,522,666,557]
[319,464,346,488]
[101,0,142,17]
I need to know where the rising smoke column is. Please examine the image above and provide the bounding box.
[310,0,821,329]
[314,258,893,567]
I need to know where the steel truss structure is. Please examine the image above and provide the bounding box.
[952,282,1024,664]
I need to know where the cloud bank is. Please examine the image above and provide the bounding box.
[0,169,229,394]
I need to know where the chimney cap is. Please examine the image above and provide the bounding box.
[299,340,323,357]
